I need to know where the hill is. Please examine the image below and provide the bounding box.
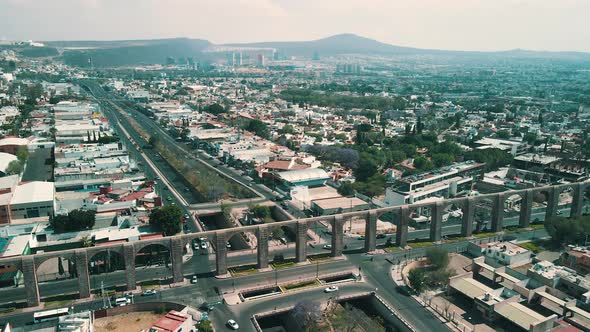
[51,38,211,67]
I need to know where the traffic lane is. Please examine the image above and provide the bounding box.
[210,282,376,332]
[350,255,450,332]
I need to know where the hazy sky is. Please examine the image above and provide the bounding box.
[1,0,589,52]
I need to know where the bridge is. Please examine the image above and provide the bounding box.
[0,181,588,308]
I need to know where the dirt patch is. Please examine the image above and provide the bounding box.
[95,311,161,332]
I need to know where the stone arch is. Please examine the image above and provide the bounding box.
[87,249,126,275]
[34,254,77,283]
[555,184,576,218]
[225,230,251,251]
[0,263,25,289]
[531,187,554,224]
[583,183,590,215]
[134,243,171,268]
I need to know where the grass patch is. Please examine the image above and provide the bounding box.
[45,299,73,308]
[139,280,161,290]
[408,241,435,248]
[474,232,496,239]
[282,279,321,291]
[308,253,333,263]
[530,224,545,230]
[271,261,295,270]
[384,246,402,253]
[230,265,258,276]
[518,241,541,253]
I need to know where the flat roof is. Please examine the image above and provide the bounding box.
[150,310,189,332]
[312,196,368,210]
[278,168,330,183]
[495,302,547,330]
[11,182,54,205]
[450,277,494,299]
[0,152,17,172]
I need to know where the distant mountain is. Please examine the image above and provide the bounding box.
[48,38,211,67]
[34,34,590,68]
[225,33,590,61]
[224,33,422,56]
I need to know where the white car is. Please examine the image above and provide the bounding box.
[200,242,208,250]
[142,289,157,296]
[227,319,239,330]
[191,275,198,284]
[322,244,332,250]
[324,286,339,293]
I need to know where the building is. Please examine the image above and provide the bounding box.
[58,311,94,332]
[149,310,193,332]
[0,152,17,176]
[277,168,331,188]
[311,196,370,216]
[510,154,561,182]
[9,181,55,221]
[468,241,532,268]
[257,54,265,67]
[385,161,485,206]
[0,137,29,155]
[474,138,528,156]
[560,246,590,274]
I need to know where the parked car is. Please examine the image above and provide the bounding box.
[191,275,198,284]
[322,244,332,250]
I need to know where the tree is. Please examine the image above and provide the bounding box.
[51,209,96,232]
[413,156,433,171]
[408,268,426,293]
[355,158,377,182]
[431,153,454,167]
[292,300,322,331]
[244,119,270,139]
[16,146,28,162]
[5,160,23,175]
[497,130,510,139]
[426,247,449,269]
[68,209,96,230]
[149,205,182,236]
[337,182,355,196]
[203,103,226,115]
[249,204,271,219]
[148,134,159,146]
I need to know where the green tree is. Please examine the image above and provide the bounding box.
[148,134,159,146]
[16,146,29,162]
[355,158,377,182]
[413,156,433,171]
[5,160,23,175]
[408,268,426,293]
[496,130,510,139]
[337,182,355,196]
[426,247,449,269]
[203,103,226,115]
[51,209,96,232]
[244,119,270,139]
[149,205,182,236]
[250,204,271,219]
[431,153,454,167]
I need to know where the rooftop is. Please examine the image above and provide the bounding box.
[514,153,560,165]
[11,181,55,205]
[150,310,190,332]
[277,168,330,183]
[312,196,368,210]
[495,302,547,330]
[398,160,483,185]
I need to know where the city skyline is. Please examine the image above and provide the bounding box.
[1,0,590,53]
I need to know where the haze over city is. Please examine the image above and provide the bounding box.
[1,0,590,52]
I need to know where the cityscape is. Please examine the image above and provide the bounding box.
[1,1,590,332]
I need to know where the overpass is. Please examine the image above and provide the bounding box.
[0,181,588,307]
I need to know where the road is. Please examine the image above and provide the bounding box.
[1,229,545,331]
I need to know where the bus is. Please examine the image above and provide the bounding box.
[33,308,71,323]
